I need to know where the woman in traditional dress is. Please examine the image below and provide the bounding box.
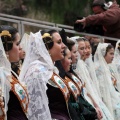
[74,38,114,120]
[0,25,29,120]
[20,30,85,120]
[111,40,120,92]
[57,43,99,120]
[94,43,120,120]
[11,33,29,76]
[84,39,100,96]
[19,31,53,120]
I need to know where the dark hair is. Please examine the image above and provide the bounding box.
[63,47,68,57]
[105,44,114,56]
[118,43,120,52]
[48,29,58,36]
[83,37,91,46]
[41,29,58,50]
[0,25,18,51]
[55,60,66,78]
[91,0,106,9]
[11,62,20,75]
[67,39,75,51]
[83,37,89,42]
[42,35,53,50]
[59,29,67,46]
[76,38,84,43]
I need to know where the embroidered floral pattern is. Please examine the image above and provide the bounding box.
[24,64,52,120]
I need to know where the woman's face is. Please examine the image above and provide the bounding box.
[8,33,20,62]
[71,44,78,64]
[61,48,72,72]
[104,48,114,64]
[19,46,25,60]
[49,32,65,62]
[78,41,86,60]
[84,41,92,59]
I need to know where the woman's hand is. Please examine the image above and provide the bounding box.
[0,88,4,108]
[95,107,103,120]
[0,88,5,118]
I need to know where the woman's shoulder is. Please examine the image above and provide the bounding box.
[0,67,11,74]
[27,61,48,74]
[24,61,53,84]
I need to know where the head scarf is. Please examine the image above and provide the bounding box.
[19,31,53,120]
[94,43,120,119]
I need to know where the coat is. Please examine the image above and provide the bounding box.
[86,2,120,39]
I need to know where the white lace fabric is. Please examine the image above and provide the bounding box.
[75,57,114,120]
[85,54,101,96]
[19,31,53,120]
[20,33,30,53]
[0,37,11,120]
[112,40,120,65]
[94,43,120,120]
[24,62,52,120]
[112,40,120,91]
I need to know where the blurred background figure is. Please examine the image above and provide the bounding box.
[76,0,120,47]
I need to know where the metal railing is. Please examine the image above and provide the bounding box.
[0,13,119,42]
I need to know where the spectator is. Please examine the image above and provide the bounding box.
[76,0,120,46]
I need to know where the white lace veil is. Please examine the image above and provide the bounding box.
[19,31,53,120]
[75,40,99,105]
[111,40,120,91]
[20,33,29,53]
[19,31,54,83]
[85,54,101,97]
[94,43,120,119]
[0,37,11,120]
[75,43,114,120]
[113,40,120,65]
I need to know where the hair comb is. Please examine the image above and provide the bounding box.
[42,33,52,39]
[0,30,11,37]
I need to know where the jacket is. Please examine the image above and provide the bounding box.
[86,2,120,39]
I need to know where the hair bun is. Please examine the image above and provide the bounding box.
[42,33,53,50]
[0,30,13,51]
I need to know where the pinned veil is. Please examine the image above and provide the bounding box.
[111,40,120,91]
[0,37,11,120]
[75,42,114,120]
[19,31,53,120]
[85,54,100,96]
[19,31,54,83]
[112,40,120,65]
[94,43,120,120]
[20,33,29,53]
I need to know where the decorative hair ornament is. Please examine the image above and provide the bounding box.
[0,30,11,37]
[0,30,13,45]
[42,33,52,39]
[42,33,53,51]
[42,33,53,44]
